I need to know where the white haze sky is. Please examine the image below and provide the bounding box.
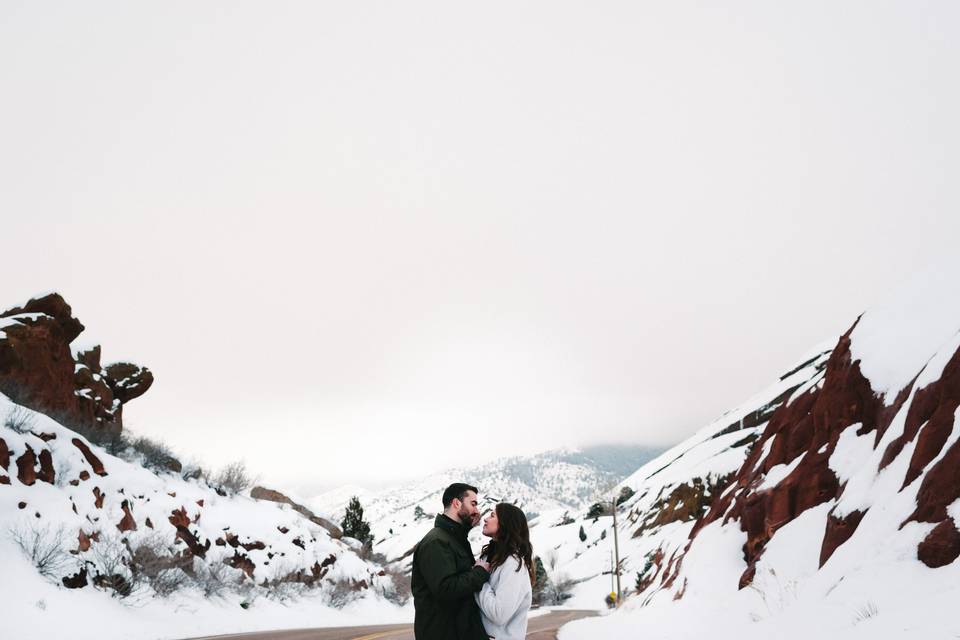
[2,2,959,496]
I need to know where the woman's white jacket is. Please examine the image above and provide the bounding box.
[474,555,532,640]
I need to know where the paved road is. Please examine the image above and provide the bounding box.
[186,609,597,640]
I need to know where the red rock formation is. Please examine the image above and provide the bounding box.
[37,449,55,484]
[882,346,960,488]
[103,362,153,404]
[169,507,191,528]
[117,500,137,532]
[72,438,107,476]
[819,509,867,567]
[690,324,911,587]
[167,507,209,557]
[250,485,344,539]
[16,447,37,485]
[226,551,255,578]
[93,486,105,509]
[62,567,88,589]
[0,437,8,469]
[241,540,266,551]
[917,518,960,568]
[0,295,86,426]
[79,469,90,481]
[0,294,152,435]
[77,530,92,552]
[0,475,9,485]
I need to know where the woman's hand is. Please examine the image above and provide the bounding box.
[475,559,491,572]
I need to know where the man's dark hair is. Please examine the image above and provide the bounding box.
[442,482,478,508]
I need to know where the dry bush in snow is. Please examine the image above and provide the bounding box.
[326,577,364,608]
[380,565,412,606]
[212,460,257,495]
[4,405,35,434]
[9,522,74,580]
[129,436,180,475]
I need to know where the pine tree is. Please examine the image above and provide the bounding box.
[341,496,372,544]
[586,502,605,519]
[578,525,587,542]
[616,485,636,506]
[531,556,549,605]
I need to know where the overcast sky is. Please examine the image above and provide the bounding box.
[2,2,958,496]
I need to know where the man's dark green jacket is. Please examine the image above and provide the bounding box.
[411,514,490,640]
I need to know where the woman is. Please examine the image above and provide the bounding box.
[473,503,534,640]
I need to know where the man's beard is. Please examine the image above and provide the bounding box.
[458,506,478,528]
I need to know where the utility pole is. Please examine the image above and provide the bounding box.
[611,494,622,607]
[610,550,615,593]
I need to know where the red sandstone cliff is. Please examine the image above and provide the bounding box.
[0,293,152,435]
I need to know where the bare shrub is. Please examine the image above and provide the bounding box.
[212,460,257,495]
[129,436,181,474]
[194,559,239,599]
[380,565,412,606]
[127,532,192,598]
[541,572,575,605]
[326,577,364,608]
[854,602,880,624]
[70,422,129,457]
[746,568,799,621]
[54,458,73,488]
[9,522,73,580]
[180,458,209,482]
[540,549,574,605]
[88,533,140,599]
[4,405,35,434]
[263,566,309,603]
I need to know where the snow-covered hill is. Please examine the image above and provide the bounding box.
[310,444,662,565]
[0,295,408,640]
[555,264,960,639]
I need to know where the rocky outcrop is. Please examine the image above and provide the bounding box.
[647,308,960,595]
[819,508,867,567]
[632,475,731,536]
[72,438,107,476]
[117,500,137,532]
[251,486,343,539]
[16,447,37,485]
[0,293,152,436]
[916,518,960,568]
[685,323,915,587]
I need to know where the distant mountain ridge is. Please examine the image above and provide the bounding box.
[311,444,665,522]
[309,443,664,565]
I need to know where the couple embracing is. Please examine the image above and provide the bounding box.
[411,483,534,640]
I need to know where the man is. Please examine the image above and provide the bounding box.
[411,482,490,640]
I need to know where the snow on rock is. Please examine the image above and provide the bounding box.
[0,293,152,436]
[559,265,960,638]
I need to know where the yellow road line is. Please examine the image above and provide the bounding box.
[349,631,408,640]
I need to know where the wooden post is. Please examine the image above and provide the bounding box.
[612,495,621,606]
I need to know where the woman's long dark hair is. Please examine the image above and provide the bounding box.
[480,503,535,586]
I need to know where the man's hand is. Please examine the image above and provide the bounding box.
[475,559,491,572]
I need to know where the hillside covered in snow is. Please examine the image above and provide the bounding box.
[0,294,407,640]
[552,264,960,638]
